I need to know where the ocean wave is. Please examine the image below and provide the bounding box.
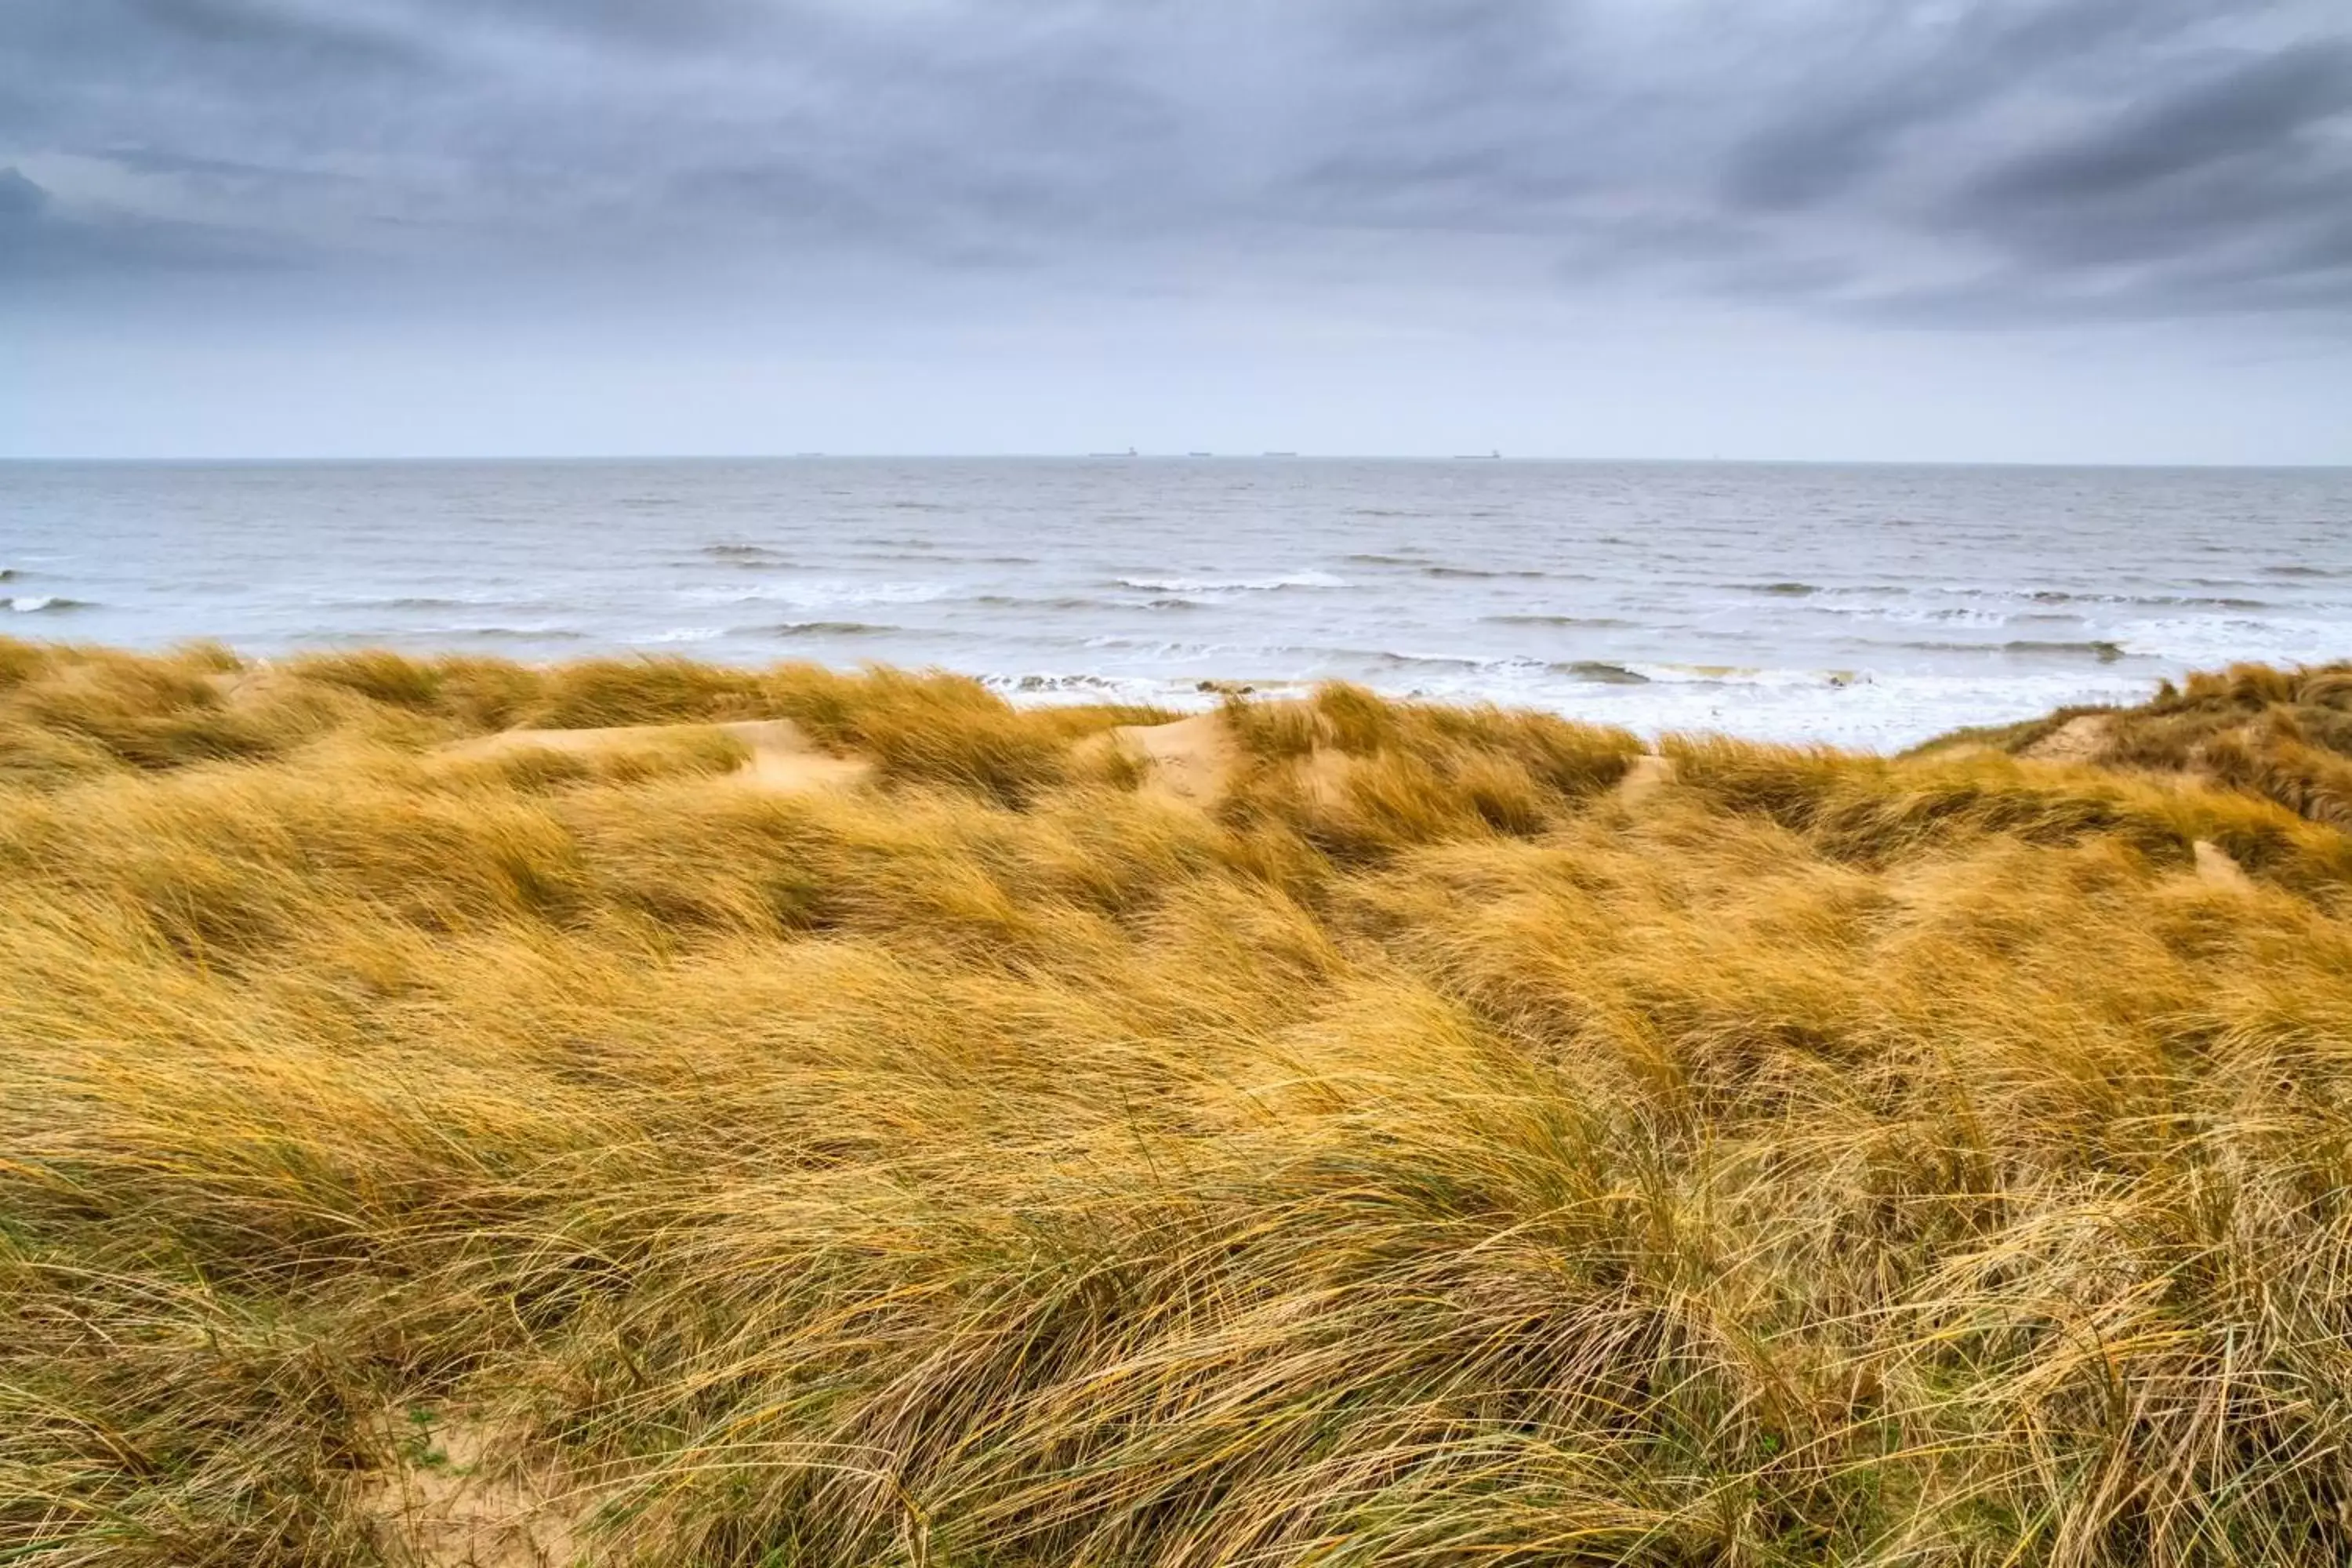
[1420,564,1548,580]
[448,626,589,642]
[977,672,1200,706]
[985,673,1142,695]
[1874,638,2129,662]
[378,595,554,612]
[1345,551,1426,564]
[700,543,790,564]
[1738,581,1821,597]
[1116,571,1346,593]
[328,587,555,610]
[678,580,950,610]
[2042,591,2270,610]
[1828,606,2016,627]
[975,594,1107,612]
[2105,615,2350,668]
[2005,639,2127,661]
[1931,587,2276,610]
[2263,564,2338,579]
[1079,636,1221,658]
[1621,663,1863,688]
[2154,594,2273,610]
[748,620,896,637]
[6,596,90,613]
[1359,651,1486,673]
[1358,652,1654,685]
[1483,614,1637,628]
[1815,590,2279,623]
[1348,653,1893,692]
[1559,660,1651,685]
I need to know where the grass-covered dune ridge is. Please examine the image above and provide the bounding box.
[1916,660,2352,830]
[5,641,2352,1566]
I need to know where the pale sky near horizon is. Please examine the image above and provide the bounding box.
[5,1,2350,463]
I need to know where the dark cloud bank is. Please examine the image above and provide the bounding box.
[3,2,2347,457]
[6,0,2346,320]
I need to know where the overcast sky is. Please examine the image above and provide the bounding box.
[5,0,2349,461]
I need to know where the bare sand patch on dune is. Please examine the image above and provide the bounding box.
[2193,837,2259,895]
[2021,713,2115,764]
[445,718,872,793]
[1615,751,1678,803]
[1090,707,1354,811]
[721,720,875,793]
[359,1413,599,1568]
[1109,711,1242,807]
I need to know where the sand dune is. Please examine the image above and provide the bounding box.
[9,646,2352,1566]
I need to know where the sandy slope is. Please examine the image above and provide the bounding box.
[2020,713,2117,764]
[1105,712,1241,807]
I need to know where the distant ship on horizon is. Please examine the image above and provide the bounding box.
[1454,448,1502,459]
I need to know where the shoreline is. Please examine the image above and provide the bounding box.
[0,633,2197,755]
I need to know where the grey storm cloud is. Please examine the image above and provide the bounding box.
[0,161,301,280]
[3,0,2348,325]
[1936,38,2352,314]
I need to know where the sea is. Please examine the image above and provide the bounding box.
[5,458,2349,750]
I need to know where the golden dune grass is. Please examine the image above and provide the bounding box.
[4,641,2351,1566]
[1917,661,2352,831]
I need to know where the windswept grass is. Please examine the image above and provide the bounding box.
[4,642,2351,1566]
[1918,660,2352,829]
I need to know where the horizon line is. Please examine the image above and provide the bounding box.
[5,453,2349,471]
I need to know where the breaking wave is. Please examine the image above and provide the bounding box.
[750,621,897,637]
[1116,571,1346,593]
